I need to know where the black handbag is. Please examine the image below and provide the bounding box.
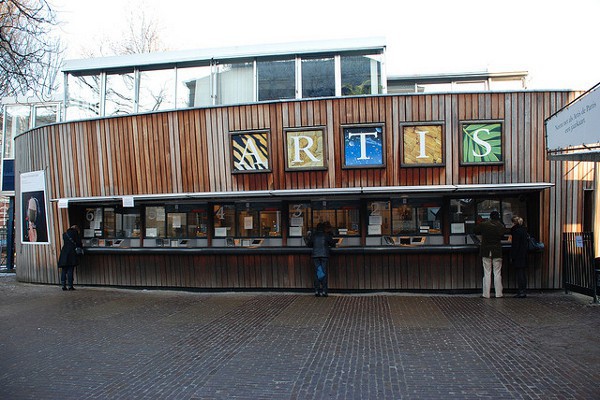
[66,231,84,255]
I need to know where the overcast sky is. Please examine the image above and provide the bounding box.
[50,0,600,91]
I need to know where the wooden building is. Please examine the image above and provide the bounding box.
[11,40,592,292]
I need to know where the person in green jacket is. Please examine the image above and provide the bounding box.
[474,211,507,298]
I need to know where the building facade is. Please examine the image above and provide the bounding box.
[10,39,592,291]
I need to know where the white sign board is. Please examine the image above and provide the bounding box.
[545,83,600,157]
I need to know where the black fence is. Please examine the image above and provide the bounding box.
[562,232,596,297]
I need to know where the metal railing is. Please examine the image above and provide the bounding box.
[562,232,596,299]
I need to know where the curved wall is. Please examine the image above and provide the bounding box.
[14,92,589,290]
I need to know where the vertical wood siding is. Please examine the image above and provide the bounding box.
[14,91,593,290]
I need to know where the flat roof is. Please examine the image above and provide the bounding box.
[62,37,386,74]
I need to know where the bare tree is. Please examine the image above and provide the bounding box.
[111,7,166,55]
[0,0,63,98]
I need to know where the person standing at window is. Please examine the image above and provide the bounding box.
[58,225,82,291]
[474,211,506,298]
[305,221,337,297]
[510,216,529,298]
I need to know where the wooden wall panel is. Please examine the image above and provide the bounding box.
[14,91,590,291]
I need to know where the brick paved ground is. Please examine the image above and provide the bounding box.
[0,274,598,399]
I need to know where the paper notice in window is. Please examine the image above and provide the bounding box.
[368,224,382,235]
[289,226,303,237]
[215,227,228,237]
[244,216,253,230]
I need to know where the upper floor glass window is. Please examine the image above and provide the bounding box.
[33,105,59,128]
[105,71,134,116]
[302,56,335,98]
[3,105,30,158]
[257,59,296,101]
[177,65,212,108]
[215,61,254,105]
[138,69,176,112]
[66,74,101,120]
[341,54,383,95]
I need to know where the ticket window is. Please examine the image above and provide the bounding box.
[312,201,360,246]
[449,197,527,245]
[213,204,236,246]
[288,203,311,246]
[235,203,282,246]
[366,201,391,245]
[81,206,141,248]
[389,199,443,245]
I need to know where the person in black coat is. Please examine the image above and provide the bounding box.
[510,216,529,298]
[57,225,83,291]
[305,221,337,297]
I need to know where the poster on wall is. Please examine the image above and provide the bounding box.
[461,121,503,165]
[20,170,50,244]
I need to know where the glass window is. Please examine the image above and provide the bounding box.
[392,200,417,234]
[501,197,527,227]
[288,203,311,237]
[104,208,116,237]
[3,105,30,158]
[138,69,176,112]
[302,56,335,98]
[367,201,391,235]
[33,104,59,128]
[417,202,442,234]
[214,204,236,237]
[145,206,166,238]
[312,201,360,236]
[477,199,501,222]
[257,59,295,101]
[66,74,101,120]
[105,72,135,116]
[392,199,442,235]
[116,209,141,238]
[167,212,187,238]
[82,207,103,238]
[260,209,281,237]
[187,207,209,237]
[215,61,253,105]
[341,54,382,96]
[238,209,259,238]
[450,198,477,234]
[177,65,212,108]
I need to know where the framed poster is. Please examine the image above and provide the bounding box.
[20,170,50,244]
[342,124,385,168]
[230,130,271,173]
[401,123,444,166]
[460,121,503,165]
[284,127,327,171]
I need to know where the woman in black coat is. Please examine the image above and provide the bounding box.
[510,216,529,298]
[58,225,82,290]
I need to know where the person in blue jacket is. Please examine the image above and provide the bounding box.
[306,221,337,297]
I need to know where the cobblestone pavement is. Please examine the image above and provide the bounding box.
[0,274,598,399]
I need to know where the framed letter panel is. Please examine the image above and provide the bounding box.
[401,123,444,166]
[342,124,385,169]
[284,127,327,171]
[460,121,503,165]
[230,130,271,173]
